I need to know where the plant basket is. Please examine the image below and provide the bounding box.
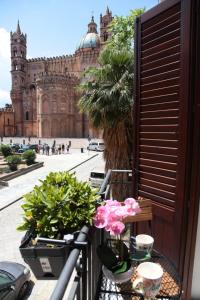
[19,233,72,279]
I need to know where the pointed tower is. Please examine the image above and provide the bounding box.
[10,21,27,136]
[100,7,113,44]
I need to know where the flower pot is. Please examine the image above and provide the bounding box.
[19,234,71,279]
[102,264,134,283]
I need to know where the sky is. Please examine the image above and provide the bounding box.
[0,0,158,107]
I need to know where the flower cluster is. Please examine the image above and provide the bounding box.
[93,198,141,235]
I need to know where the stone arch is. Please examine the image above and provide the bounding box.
[42,119,50,137]
[60,119,66,137]
[51,119,60,137]
[42,95,49,114]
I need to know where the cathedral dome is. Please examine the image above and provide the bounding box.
[76,32,100,50]
[76,16,100,51]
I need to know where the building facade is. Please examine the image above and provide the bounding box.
[0,104,15,137]
[9,8,113,138]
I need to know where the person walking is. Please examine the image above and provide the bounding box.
[62,144,65,154]
[46,144,50,156]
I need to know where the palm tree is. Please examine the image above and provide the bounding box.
[79,48,134,171]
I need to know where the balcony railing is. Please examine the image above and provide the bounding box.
[50,170,132,300]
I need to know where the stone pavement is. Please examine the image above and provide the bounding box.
[0,150,98,210]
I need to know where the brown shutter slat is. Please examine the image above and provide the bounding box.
[141,93,179,105]
[140,152,177,163]
[142,37,180,58]
[140,165,176,179]
[141,61,180,78]
[140,124,178,133]
[140,117,178,126]
[140,178,176,193]
[142,28,180,51]
[139,184,176,201]
[142,45,180,65]
[142,4,180,31]
[141,101,179,111]
[142,19,180,44]
[139,158,177,171]
[140,132,178,140]
[141,109,179,118]
[138,190,175,207]
[139,171,176,186]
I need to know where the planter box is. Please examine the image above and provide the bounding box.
[19,235,71,279]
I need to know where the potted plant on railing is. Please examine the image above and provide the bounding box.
[17,171,98,279]
[93,198,141,283]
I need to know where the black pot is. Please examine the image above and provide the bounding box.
[19,234,71,279]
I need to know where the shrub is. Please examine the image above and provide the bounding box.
[0,144,12,157]
[23,149,36,165]
[17,171,99,238]
[6,155,22,171]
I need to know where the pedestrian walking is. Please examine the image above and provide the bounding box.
[58,145,61,155]
[46,144,50,155]
[62,144,65,154]
[66,144,69,154]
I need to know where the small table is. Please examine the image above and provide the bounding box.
[97,250,182,299]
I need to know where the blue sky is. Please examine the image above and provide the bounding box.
[0,0,158,106]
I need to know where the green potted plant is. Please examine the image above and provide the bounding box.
[6,155,22,171]
[18,171,98,279]
[0,144,12,157]
[22,149,36,165]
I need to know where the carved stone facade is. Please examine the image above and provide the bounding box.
[8,9,113,137]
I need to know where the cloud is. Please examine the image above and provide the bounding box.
[0,28,10,60]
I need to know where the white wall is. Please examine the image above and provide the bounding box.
[191,198,200,298]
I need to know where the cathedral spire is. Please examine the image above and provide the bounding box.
[16,20,21,35]
[106,6,110,15]
[87,15,97,33]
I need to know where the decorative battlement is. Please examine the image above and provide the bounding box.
[0,106,13,112]
[36,72,79,86]
[27,54,76,63]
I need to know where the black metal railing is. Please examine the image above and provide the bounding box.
[99,169,133,200]
[50,170,132,300]
[50,226,102,300]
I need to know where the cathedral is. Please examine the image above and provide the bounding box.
[4,8,113,138]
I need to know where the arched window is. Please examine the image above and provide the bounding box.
[21,64,24,71]
[13,62,17,71]
[7,118,10,125]
[25,111,29,120]
[13,49,17,57]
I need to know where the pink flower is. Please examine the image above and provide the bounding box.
[93,206,109,228]
[93,198,141,234]
[105,200,121,207]
[109,221,125,235]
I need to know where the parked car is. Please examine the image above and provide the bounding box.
[89,168,105,188]
[87,141,105,152]
[28,144,39,153]
[17,145,30,154]
[10,144,20,153]
[0,261,31,300]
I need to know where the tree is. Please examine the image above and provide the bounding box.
[79,9,144,171]
[106,8,145,51]
[79,48,134,171]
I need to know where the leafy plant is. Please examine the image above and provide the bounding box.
[6,155,22,171]
[17,171,99,238]
[23,149,36,165]
[0,144,12,157]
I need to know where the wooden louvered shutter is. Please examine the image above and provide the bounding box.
[133,0,191,271]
